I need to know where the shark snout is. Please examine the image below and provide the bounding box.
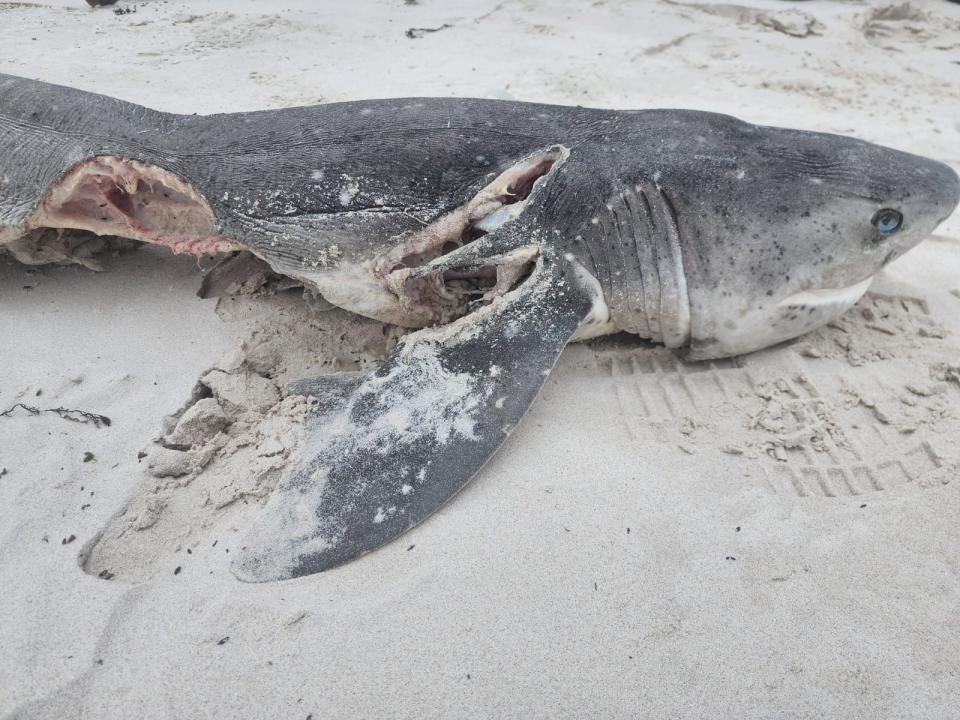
[878,156,958,268]
[931,160,960,225]
[879,153,959,258]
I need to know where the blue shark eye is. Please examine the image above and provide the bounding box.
[872,208,902,235]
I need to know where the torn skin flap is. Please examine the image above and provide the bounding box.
[231,252,595,582]
[371,146,568,326]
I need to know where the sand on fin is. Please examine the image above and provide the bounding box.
[232,251,597,581]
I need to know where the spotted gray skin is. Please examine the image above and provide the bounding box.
[1,74,957,351]
[2,74,957,580]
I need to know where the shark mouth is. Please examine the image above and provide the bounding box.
[777,275,874,312]
[371,146,568,325]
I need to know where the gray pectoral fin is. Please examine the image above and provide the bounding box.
[231,253,596,581]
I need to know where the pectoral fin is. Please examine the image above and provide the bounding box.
[232,252,596,581]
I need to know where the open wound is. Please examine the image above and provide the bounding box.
[372,146,568,324]
[24,155,239,256]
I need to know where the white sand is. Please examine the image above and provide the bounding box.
[2,0,960,717]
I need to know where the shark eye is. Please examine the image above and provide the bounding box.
[871,208,902,235]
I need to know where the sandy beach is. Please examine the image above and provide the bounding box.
[2,0,960,717]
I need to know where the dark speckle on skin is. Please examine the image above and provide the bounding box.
[4,77,957,582]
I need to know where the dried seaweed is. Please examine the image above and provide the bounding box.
[0,403,111,428]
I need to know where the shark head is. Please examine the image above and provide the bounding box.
[669,118,960,359]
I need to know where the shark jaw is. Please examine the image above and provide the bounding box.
[777,275,875,312]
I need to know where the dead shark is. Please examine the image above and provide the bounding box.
[1,74,957,581]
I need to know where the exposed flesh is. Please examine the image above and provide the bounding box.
[373,146,568,323]
[7,149,566,328]
[26,156,240,256]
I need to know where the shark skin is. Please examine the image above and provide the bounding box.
[1,74,957,579]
